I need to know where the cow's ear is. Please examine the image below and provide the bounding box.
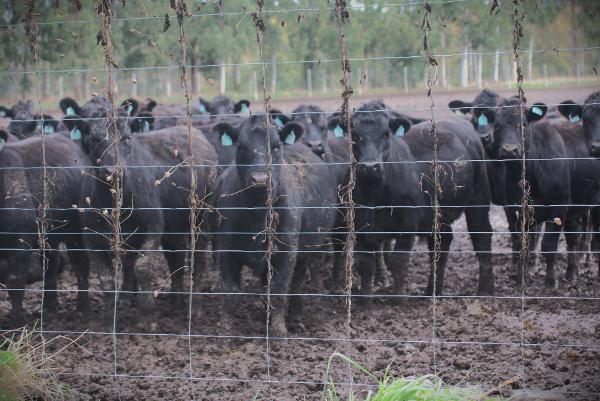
[198,97,210,114]
[63,114,88,141]
[129,111,155,134]
[36,114,59,134]
[213,122,239,147]
[0,129,8,149]
[558,100,583,123]
[527,103,548,123]
[59,97,81,116]
[0,106,13,118]
[389,117,411,138]
[121,98,140,116]
[327,113,347,137]
[279,122,304,145]
[144,98,158,112]
[449,100,473,115]
[472,105,496,127]
[234,100,251,115]
[269,108,289,128]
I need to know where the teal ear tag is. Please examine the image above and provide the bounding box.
[66,107,75,116]
[478,114,488,126]
[395,125,405,137]
[143,120,150,133]
[284,130,296,145]
[0,138,5,150]
[274,116,283,128]
[199,103,207,113]
[240,104,250,115]
[70,128,81,141]
[0,110,6,117]
[221,132,233,147]
[569,114,581,123]
[127,105,133,115]
[334,124,344,137]
[531,106,543,116]
[44,125,54,134]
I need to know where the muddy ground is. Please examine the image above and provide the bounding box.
[1,87,599,400]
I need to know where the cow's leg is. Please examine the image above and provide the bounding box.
[565,208,586,281]
[269,250,297,338]
[354,241,377,306]
[162,236,187,310]
[374,240,390,287]
[465,206,494,295]
[505,207,521,279]
[7,253,30,328]
[133,238,161,324]
[327,234,346,294]
[425,225,453,296]
[288,257,310,322]
[542,218,563,289]
[384,234,414,294]
[218,251,242,334]
[71,247,91,317]
[42,250,60,314]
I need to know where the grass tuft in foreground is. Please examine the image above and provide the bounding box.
[322,352,502,401]
[0,327,81,401]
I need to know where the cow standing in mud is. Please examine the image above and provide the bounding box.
[472,98,570,288]
[211,115,337,337]
[61,96,218,325]
[0,129,94,326]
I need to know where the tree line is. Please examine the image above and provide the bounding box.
[0,0,598,103]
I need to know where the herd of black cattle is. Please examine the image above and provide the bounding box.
[0,89,599,336]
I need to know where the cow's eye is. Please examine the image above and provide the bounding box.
[272,145,280,153]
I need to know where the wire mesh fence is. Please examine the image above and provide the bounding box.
[0,0,599,400]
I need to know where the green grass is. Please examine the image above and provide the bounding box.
[0,327,81,401]
[322,352,502,401]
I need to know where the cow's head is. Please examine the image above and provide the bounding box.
[213,114,303,191]
[198,96,251,116]
[474,98,547,159]
[60,96,130,166]
[328,101,411,184]
[291,105,329,157]
[558,91,600,156]
[5,101,37,139]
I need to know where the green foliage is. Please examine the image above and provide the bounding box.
[0,0,597,102]
[0,328,81,401]
[322,352,501,401]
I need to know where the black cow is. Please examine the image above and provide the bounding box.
[0,129,94,326]
[211,115,337,337]
[198,95,251,117]
[120,98,156,134]
[328,101,495,296]
[1,100,61,140]
[61,96,218,323]
[557,91,600,279]
[473,98,570,288]
[326,103,423,297]
[558,91,600,156]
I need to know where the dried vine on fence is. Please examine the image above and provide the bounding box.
[97,0,124,398]
[421,0,441,375]
[510,0,530,390]
[334,0,355,340]
[24,0,51,353]
[253,0,276,397]
[171,0,199,399]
